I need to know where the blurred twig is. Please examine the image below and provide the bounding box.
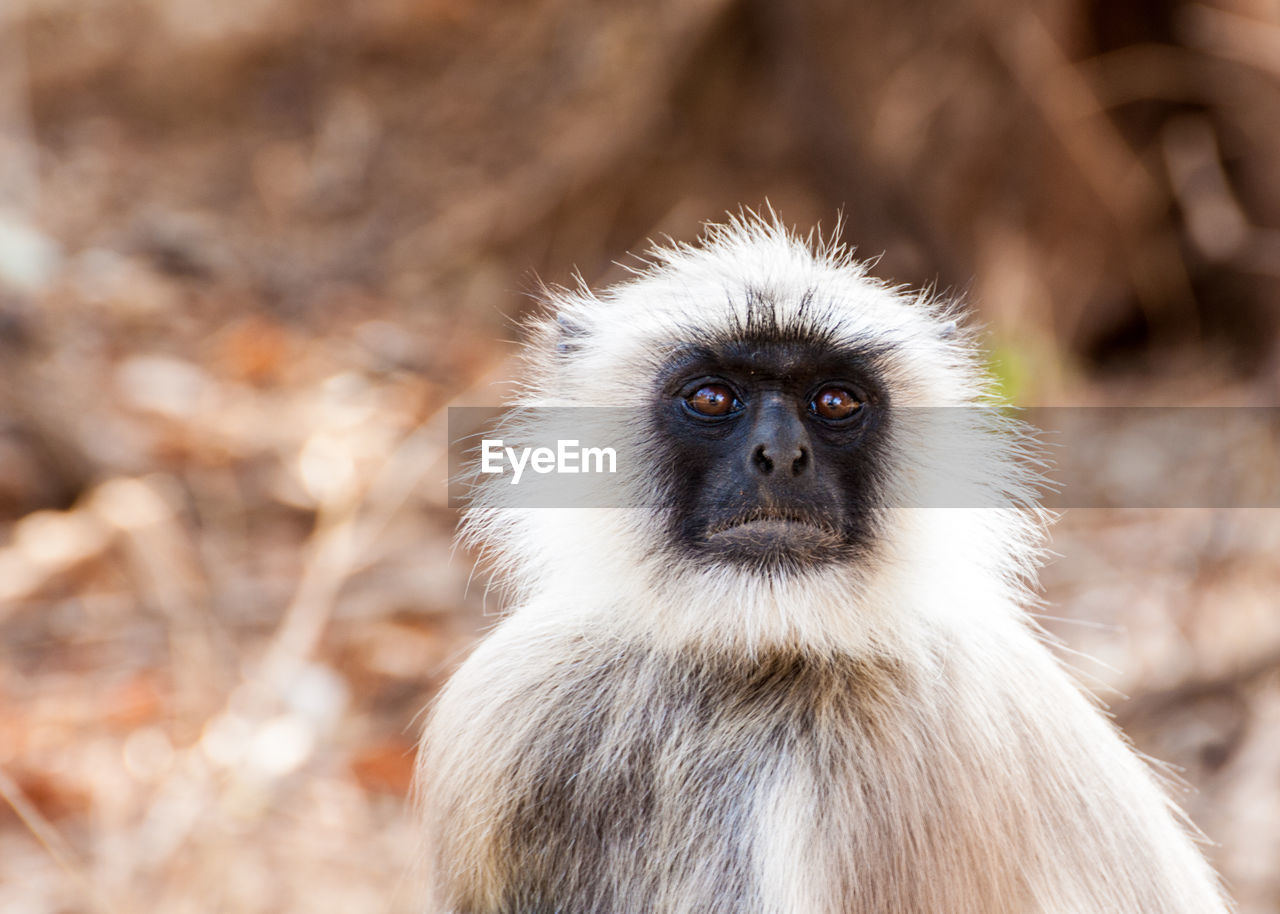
[1119,644,1280,730]
[0,767,122,914]
[390,0,738,274]
[257,359,514,692]
[982,5,1199,345]
[0,11,39,214]
[1182,4,1280,80]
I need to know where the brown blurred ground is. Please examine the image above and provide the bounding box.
[0,1,1278,911]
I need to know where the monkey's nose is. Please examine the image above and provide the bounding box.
[752,442,809,477]
[750,394,812,478]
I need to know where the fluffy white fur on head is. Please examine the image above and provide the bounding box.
[463,213,1046,659]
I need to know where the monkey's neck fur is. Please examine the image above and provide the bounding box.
[507,503,1035,660]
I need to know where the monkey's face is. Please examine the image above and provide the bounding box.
[462,220,1041,651]
[651,336,892,573]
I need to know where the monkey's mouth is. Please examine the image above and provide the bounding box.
[702,508,843,559]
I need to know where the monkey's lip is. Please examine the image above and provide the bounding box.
[703,512,842,551]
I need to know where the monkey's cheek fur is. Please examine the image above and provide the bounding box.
[701,518,845,566]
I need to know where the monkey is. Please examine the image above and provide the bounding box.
[417,216,1233,914]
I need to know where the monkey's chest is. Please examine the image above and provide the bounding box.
[484,652,873,912]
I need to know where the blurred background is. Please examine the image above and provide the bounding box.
[0,0,1278,911]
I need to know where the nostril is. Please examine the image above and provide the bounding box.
[753,444,774,475]
[792,447,809,476]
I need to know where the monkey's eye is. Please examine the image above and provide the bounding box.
[810,386,863,421]
[685,383,741,417]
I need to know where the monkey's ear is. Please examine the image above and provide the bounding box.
[555,314,588,355]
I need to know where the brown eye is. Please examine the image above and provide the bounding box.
[811,386,863,420]
[686,384,738,417]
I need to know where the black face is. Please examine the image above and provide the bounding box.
[651,338,892,573]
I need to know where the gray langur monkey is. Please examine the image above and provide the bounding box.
[417,216,1233,914]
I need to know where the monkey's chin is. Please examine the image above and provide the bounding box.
[702,519,844,568]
